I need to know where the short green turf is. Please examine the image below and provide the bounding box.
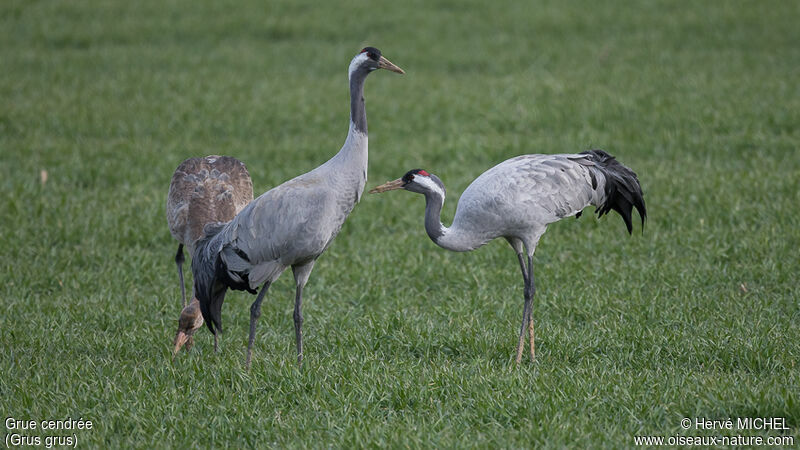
[1,0,798,447]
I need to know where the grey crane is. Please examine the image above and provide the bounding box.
[192,47,404,367]
[369,149,646,364]
[166,155,254,355]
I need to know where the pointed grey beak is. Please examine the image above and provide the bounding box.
[378,56,405,74]
[369,178,405,194]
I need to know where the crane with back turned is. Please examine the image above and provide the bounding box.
[192,47,404,368]
[370,149,646,364]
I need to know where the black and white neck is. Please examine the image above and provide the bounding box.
[414,175,481,252]
[335,47,403,163]
[328,48,402,181]
[348,52,374,135]
[328,52,376,171]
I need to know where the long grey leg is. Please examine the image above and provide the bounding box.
[527,256,536,361]
[292,261,316,367]
[514,254,532,365]
[516,252,529,285]
[175,244,186,308]
[515,296,532,365]
[294,285,304,367]
[246,282,271,369]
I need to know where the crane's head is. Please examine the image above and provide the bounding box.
[172,298,204,357]
[349,47,405,78]
[369,169,446,198]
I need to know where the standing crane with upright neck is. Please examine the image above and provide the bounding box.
[166,155,253,355]
[370,149,646,364]
[192,47,404,368]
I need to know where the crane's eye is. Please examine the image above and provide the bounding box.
[359,48,380,61]
[402,168,424,183]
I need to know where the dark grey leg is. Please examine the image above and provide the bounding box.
[516,252,529,285]
[292,261,316,368]
[246,282,271,369]
[527,256,536,361]
[514,254,532,365]
[515,295,532,365]
[294,284,304,366]
[175,244,186,308]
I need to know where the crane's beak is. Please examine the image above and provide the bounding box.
[172,298,204,358]
[378,56,405,74]
[173,330,191,358]
[369,178,405,193]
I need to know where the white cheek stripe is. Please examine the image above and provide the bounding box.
[416,176,444,199]
[348,53,370,79]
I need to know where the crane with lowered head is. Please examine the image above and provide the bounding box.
[166,155,253,355]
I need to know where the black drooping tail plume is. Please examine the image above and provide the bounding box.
[581,149,647,234]
[192,222,259,336]
[192,222,230,335]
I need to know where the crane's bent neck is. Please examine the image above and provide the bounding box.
[422,191,477,252]
[423,191,446,243]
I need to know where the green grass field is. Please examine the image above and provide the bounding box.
[2,0,798,447]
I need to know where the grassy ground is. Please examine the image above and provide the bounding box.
[2,0,798,447]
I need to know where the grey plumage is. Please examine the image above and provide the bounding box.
[370,149,646,363]
[192,47,404,367]
[165,155,253,354]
